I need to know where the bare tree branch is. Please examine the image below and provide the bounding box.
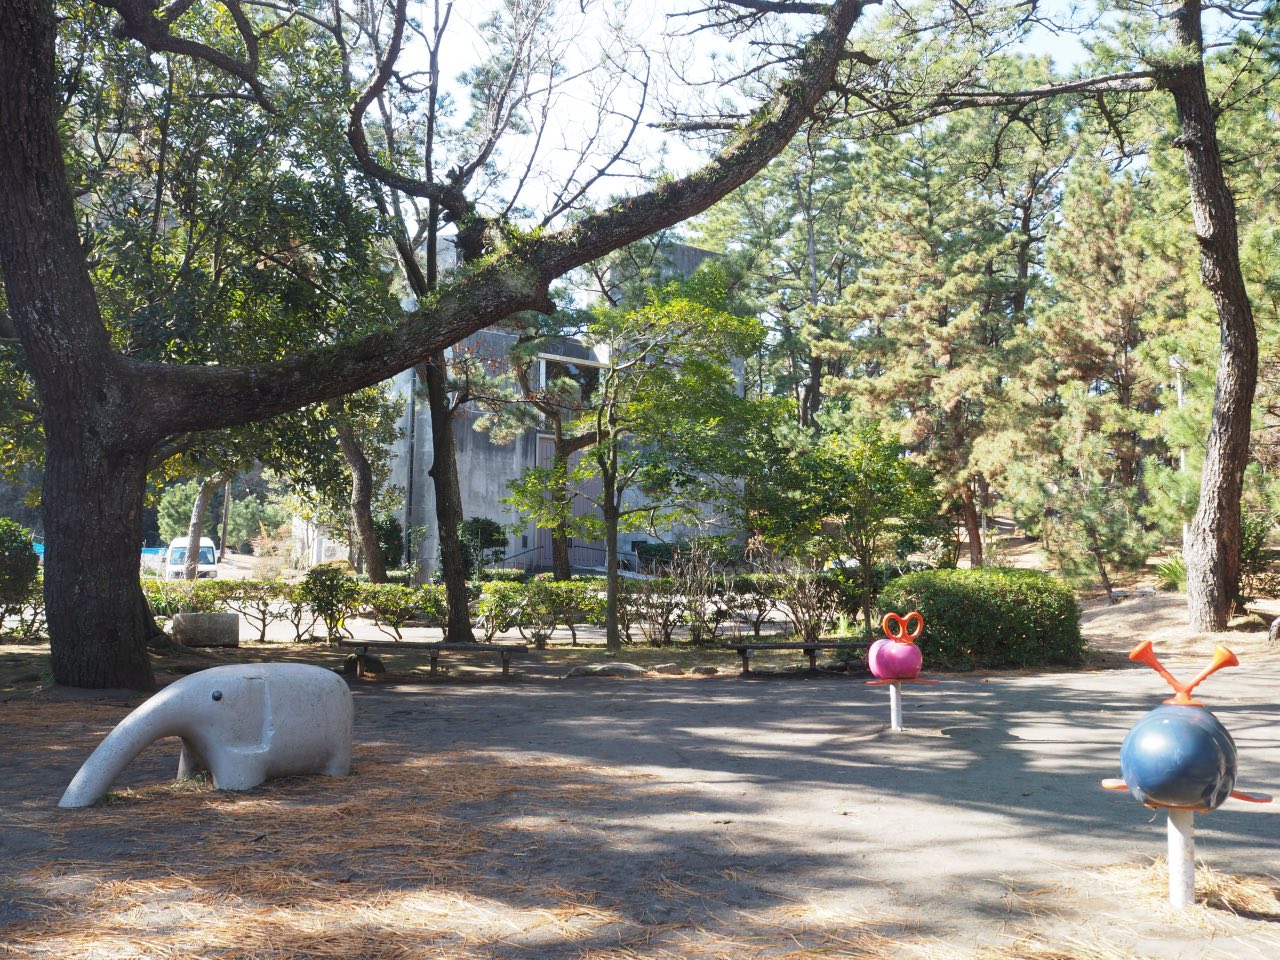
[92,0,275,110]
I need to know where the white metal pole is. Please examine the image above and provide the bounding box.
[1167,809,1196,908]
[889,682,903,732]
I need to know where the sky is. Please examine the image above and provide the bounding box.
[397,0,1176,231]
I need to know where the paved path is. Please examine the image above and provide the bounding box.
[353,657,1280,956]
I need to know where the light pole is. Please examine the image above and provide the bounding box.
[1170,355,1189,551]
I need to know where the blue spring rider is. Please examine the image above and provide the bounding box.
[1102,640,1272,908]
[1102,640,1270,811]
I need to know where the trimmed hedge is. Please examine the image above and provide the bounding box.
[0,520,38,610]
[878,568,1083,670]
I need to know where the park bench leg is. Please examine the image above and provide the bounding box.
[740,651,751,676]
[355,649,368,679]
[501,652,511,676]
[430,652,439,676]
[806,647,817,672]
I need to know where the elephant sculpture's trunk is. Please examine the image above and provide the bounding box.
[59,695,181,808]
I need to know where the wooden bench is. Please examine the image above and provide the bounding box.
[721,641,870,677]
[336,640,528,678]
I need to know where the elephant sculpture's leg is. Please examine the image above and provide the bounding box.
[322,744,353,777]
[177,740,210,781]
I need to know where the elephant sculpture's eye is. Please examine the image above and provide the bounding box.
[211,691,223,701]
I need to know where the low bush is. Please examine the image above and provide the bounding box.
[0,521,38,619]
[472,567,529,584]
[279,583,319,642]
[633,576,685,647]
[2,572,45,642]
[222,579,287,641]
[824,560,937,621]
[300,563,363,640]
[1154,555,1187,593]
[729,574,786,638]
[142,578,230,616]
[878,568,1083,670]
[413,584,448,626]
[362,583,420,640]
[474,580,526,641]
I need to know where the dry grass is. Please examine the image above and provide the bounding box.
[909,938,1145,960]
[1091,858,1280,923]
[1,700,906,960]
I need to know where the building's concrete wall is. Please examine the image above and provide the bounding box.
[387,329,548,578]
[384,242,738,578]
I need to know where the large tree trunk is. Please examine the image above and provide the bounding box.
[336,422,387,583]
[43,427,158,690]
[421,356,475,641]
[1165,0,1257,629]
[0,2,161,689]
[184,477,220,580]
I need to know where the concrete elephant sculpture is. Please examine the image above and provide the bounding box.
[59,663,353,808]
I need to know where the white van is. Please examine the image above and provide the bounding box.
[166,537,219,579]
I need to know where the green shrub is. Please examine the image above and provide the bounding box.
[1154,555,1187,593]
[413,584,448,626]
[222,579,287,642]
[362,583,419,640]
[280,583,319,643]
[141,578,229,616]
[634,576,685,647]
[878,568,1083,670]
[1239,512,1274,596]
[300,563,362,640]
[472,567,529,584]
[541,580,606,646]
[0,520,39,613]
[375,513,404,570]
[475,580,526,641]
[2,571,45,642]
[729,574,785,638]
[823,560,936,622]
[459,517,508,574]
[472,578,605,645]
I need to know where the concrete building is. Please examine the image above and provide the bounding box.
[385,242,734,577]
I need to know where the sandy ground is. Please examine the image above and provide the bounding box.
[2,593,1279,958]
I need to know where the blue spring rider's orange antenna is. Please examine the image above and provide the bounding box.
[1100,640,1271,908]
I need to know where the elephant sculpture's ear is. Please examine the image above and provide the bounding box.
[218,674,271,751]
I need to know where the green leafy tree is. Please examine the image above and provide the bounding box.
[742,422,940,635]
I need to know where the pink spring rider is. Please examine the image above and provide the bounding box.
[866,611,936,731]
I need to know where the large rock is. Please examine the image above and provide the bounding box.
[691,665,719,676]
[651,663,685,675]
[173,612,240,648]
[564,662,649,678]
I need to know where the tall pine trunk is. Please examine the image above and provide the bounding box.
[1165,0,1257,629]
[0,2,160,689]
[960,485,984,568]
[336,422,386,583]
[421,355,475,641]
[184,478,220,579]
